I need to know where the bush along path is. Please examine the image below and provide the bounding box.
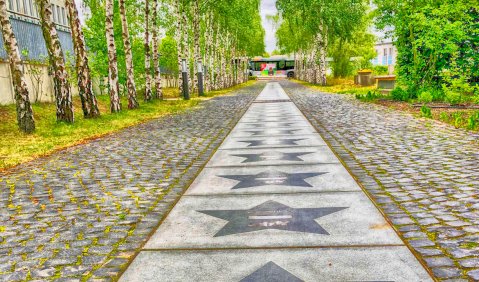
[0,82,263,281]
[281,80,479,280]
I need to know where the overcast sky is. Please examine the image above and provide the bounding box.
[260,0,278,53]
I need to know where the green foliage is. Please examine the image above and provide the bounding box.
[275,0,371,76]
[83,0,146,88]
[444,89,462,105]
[355,90,381,101]
[374,0,479,97]
[420,105,432,118]
[390,87,410,102]
[454,112,464,128]
[417,91,433,104]
[467,112,479,130]
[441,52,479,105]
[329,14,376,78]
[372,65,388,75]
[159,36,179,75]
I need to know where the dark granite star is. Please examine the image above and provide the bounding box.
[238,139,305,147]
[240,261,303,282]
[198,200,347,236]
[242,129,300,136]
[219,170,326,189]
[231,152,313,163]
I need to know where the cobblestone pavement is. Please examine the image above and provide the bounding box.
[282,80,479,281]
[0,83,262,281]
[120,81,430,282]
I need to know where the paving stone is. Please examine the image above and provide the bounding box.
[432,267,462,279]
[282,80,479,280]
[0,83,261,280]
[468,269,479,280]
[458,258,479,268]
[425,257,455,267]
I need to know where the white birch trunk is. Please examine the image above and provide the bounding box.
[0,0,35,132]
[119,0,139,109]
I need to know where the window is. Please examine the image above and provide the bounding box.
[52,4,57,22]
[384,48,387,56]
[16,0,21,13]
[22,0,29,15]
[58,5,62,24]
[27,0,33,16]
[278,60,285,70]
[32,1,37,17]
[61,7,66,25]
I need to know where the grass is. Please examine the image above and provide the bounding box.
[296,77,479,132]
[0,80,256,170]
[292,78,377,95]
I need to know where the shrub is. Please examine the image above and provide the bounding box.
[420,105,432,118]
[372,65,389,75]
[444,88,462,105]
[418,91,433,104]
[467,111,479,130]
[356,90,381,101]
[430,88,445,101]
[391,87,409,101]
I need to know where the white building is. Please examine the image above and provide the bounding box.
[0,0,75,105]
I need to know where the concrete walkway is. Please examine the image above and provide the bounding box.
[120,82,432,281]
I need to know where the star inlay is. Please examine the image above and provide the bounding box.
[238,139,305,147]
[240,261,303,282]
[242,129,300,136]
[219,170,326,189]
[197,200,348,237]
[231,152,313,163]
[243,122,294,128]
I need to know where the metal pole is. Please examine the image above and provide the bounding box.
[197,60,204,97]
[181,58,189,100]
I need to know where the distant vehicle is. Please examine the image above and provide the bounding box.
[249,56,295,78]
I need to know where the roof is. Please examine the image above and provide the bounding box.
[251,55,294,62]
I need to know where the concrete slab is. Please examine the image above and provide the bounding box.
[121,247,432,282]
[244,106,303,114]
[144,193,402,249]
[254,82,290,101]
[220,134,328,149]
[207,147,339,167]
[234,121,315,130]
[240,117,306,124]
[185,164,359,195]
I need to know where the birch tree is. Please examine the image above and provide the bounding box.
[65,0,100,118]
[151,0,162,99]
[192,0,199,94]
[144,0,152,101]
[0,0,35,132]
[36,0,74,122]
[119,0,139,109]
[105,0,121,112]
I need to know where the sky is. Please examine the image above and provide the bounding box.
[260,0,278,53]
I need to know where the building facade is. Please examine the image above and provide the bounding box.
[0,0,75,105]
[372,40,397,74]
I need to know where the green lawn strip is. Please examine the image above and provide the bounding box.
[0,81,255,170]
[297,79,479,133]
[292,78,377,95]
